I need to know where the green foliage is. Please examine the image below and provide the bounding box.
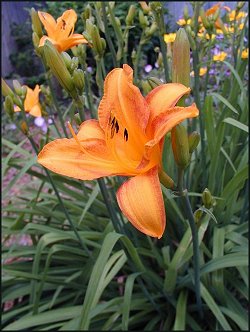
[2,1,249,331]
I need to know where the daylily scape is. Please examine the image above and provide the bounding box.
[38,64,199,238]
[38,9,87,52]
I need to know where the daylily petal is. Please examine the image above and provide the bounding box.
[29,104,42,117]
[146,103,199,149]
[146,83,191,126]
[55,9,77,39]
[98,64,149,134]
[77,119,105,140]
[57,34,88,52]
[116,167,166,238]
[38,11,57,36]
[37,137,133,180]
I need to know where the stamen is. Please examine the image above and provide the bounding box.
[62,19,66,29]
[124,128,128,141]
[115,121,119,133]
[67,121,87,154]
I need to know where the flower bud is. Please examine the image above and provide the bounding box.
[200,8,210,29]
[139,2,151,14]
[30,8,43,38]
[43,41,76,97]
[194,209,203,225]
[202,188,213,208]
[185,25,196,50]
[159,169,175,189]
[146,22,158,37]
[4,95,14,119]
[73,69,85,94]
[141,80,151,95]
[13,80,23,96]
[188,131,200,153]
[150,2,162,13]
[115,17,121,28]
[183,5,189,20]
[21,86,27,99]
[32,32,40,49]
[74,113,82,126]
[126,5,136,25]
[172,28,190,88]
[157,52,163,67]
[171,124,190,169]
[139,10,148,28]
[62,52,72,70]
[82,4,92,21]
[147,77,163,89]
[236,2,245,11]
[21,121,29,135]
[1,78,14,97]
[213,8,220,23]
[92,25,105,57]
[70,57,79,72]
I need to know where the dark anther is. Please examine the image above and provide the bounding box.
[124,128,128,141]
[115,121,119,133]
[68,27,73,36]
[111,125,115,138]
[111,117,115,128]
[62,19,66,29]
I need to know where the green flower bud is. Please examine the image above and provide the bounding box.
[73,69,85,94]
[70,57,79,72]
[202,188,213,208]
[43,41,76,97]
[141,80,151,95]
[91,25,104,56]
[157,52,163,67]
[74,113,82,126]
[146,22,158,37]
[2,78,14,97]
[82,4,92,21]
[188,131,200,153]
[126,5,136,25]
[62,52,72,70]
[30,8,43,38]
[183,5,189,20]
[171,124,190,169]
[172,28,190,88]
[150,2,162,13]
[236,2,245,10]
[13,80,23,96]
[139,10,148,28]
[115,17,121,28]
[200,8,210,29]
[185,25,196,50]
[194,209,203,225]
[159,169,175,189]
[213,8,220,22]
[147,77,163,90]
[21,86,27,99]
[32,32,40,49]
[4,95,14,119]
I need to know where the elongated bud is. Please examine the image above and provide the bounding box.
[146,22,158,37]
[194,209,203,225]
[126,5,136,25]
[21,121,29,135]
[4,95,14,119]
[202,188,213,208]
[213,8,220,23]
[139,10,148,28]
[30,8,43,38]
[2,78,14,97]
[32,32,40,49]
[141,80,151,94]
[43,41,76,96]
[172,28,190,88]
[73,69,85,94]
[92,25,105,57]
[183,5,189,20]
[157,52,163,67]
[147,77,163,89]
[13,80,23,96]
[200,8,210,29]
[82,4,92,20]
[62,52,72,70]
[171,124,190,169]
[139,2,151,14]
[70,57,79,72]
[188,131,200,153]
[21,86,27,99]
[185,25,196,50]
[237,2,245,10]
[159,169,175,189]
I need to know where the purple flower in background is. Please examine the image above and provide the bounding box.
[34,117,47,133]
[144,64,153,73]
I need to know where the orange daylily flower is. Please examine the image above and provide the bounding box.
[38,9,87,52]
[38,65,199,238]
[14,85,42,117]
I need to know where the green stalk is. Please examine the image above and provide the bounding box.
[159,32,170,83]
[101,2,117,68]
[134,32,145,84]
[177,168,203,318]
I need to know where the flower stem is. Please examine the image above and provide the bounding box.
[101,2,117,68]
[134,33,145,84]
[177,167,203,318]
[159,32,170,83]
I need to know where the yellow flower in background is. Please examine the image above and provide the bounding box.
[216,28,223,34]
[213,51,227,62]
[177,18,191,26]
[238,23,244,30]
[228,10,247,21]
[190,67,207,77]
[14,85,42,117]
[38,9,87,52]
[164,33,176,43]
[241,48,248,59]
